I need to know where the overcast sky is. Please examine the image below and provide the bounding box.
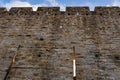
[0,0,120,11]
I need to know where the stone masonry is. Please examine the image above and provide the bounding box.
[0,7,120,80]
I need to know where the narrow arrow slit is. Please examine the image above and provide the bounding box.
[73,46,76,80]
[73,59,76,78]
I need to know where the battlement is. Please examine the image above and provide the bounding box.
[37,7,60,12]
[94,6,120,15]
[10,7,32,14]
[0,7,7,12]
[66,7,90,15]
[0,6,120,16]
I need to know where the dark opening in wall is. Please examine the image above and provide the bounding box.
[37,54,41,57]
[18,35,22,36]
[86,13,89,15]
[26,35,31,37]
[9,13,11,15]
[68,13,70,15]
[37,13,39,15]
[114,55,120,60]
[54,13,57,15]
[95,53,101,58]
[113,54,120,66]
[100,13,102,16]
[24,13,27,15]
[39,38,44,41]
[73,77,76,80]
[46,49,50,51]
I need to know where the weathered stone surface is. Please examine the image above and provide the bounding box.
[0,7,120,80]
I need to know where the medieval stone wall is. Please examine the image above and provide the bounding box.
[0,7,120,80]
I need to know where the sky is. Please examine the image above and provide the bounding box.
[0,0,120,11]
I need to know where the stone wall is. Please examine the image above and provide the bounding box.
[0,7,120,80]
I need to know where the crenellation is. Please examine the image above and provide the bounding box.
[8,7,33,17]
[66,7,90,15]
[9,7,33,13]
[0,8,8,18]
[0,7,120,16]
[37,7,60,12]
[66,7,90,12]
[37,7,60,15]
[0,7,7,13]
[94,6,120,15]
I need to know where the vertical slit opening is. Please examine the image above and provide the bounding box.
[73,59,76,80]
[73,46,76,80]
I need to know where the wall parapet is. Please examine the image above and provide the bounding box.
[0,7,120,16]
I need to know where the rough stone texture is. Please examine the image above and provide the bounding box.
[0,7,120,80]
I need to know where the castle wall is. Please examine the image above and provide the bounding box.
[0,7,120,80]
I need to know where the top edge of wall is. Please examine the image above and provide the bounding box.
[0,6,120,15]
